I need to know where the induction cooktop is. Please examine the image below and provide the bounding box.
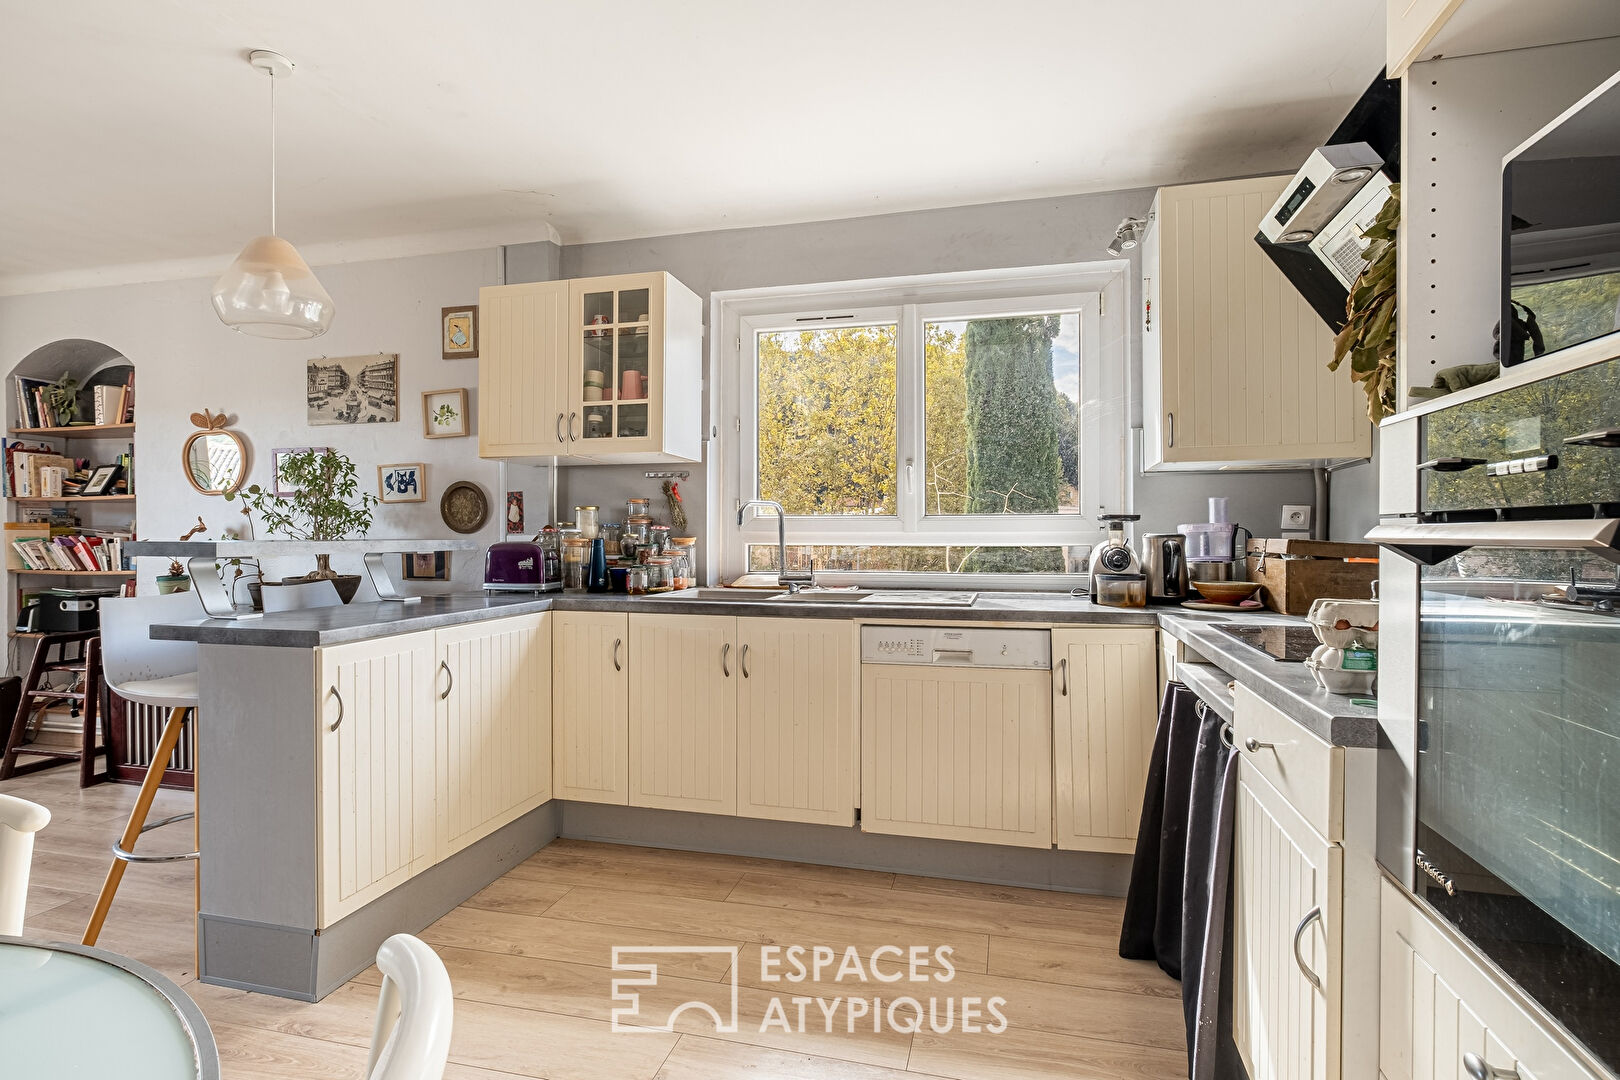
[1214,624,1320,662]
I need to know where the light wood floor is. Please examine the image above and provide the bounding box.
[5,764,1184,1080]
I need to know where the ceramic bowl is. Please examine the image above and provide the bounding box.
[1189,580,1263,605]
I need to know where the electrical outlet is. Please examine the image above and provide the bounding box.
[1281,504,1312,532]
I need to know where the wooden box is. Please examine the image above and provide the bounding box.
[1244,538,1380,615]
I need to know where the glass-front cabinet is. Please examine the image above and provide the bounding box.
[478,270,702,463]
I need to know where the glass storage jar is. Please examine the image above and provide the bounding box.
[667,551,691,591]
[627,497,651,520]
[574,506,600,540]
[622,515,653,561]
[600,522,623,557]
[626,566,649,596]
[648,524,671,553]
[645,557,674,593]
[562,537,592,592]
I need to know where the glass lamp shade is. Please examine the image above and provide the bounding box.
[211,234,334,339]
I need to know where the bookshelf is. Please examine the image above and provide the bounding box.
[9,495,137,505]
[8,424,135,438]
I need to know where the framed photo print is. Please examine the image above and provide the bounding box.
[441,306,478,360]
[271,446,332,497]
[307,354,398,425]
[378,462,426,503]
[401,551,450,581]
[83,463,123,496]
[423,388,469,438]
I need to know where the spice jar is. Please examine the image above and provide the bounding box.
[667,550,691,591]
[622,515,652,561]
[562,537,592,592]
[600,522,623,557]
[627,497,651,520]
[626,566,649,596]
[648,524,671,553]
[574,506,600,539]
[645,557,674,593]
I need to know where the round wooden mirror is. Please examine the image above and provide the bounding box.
[183,410,247,495]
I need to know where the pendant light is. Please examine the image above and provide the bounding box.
[211,50,334,339]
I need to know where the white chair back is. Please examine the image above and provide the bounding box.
[97,594,202,698]
[260,579,343,612]
[0,794,51,936]
[367,934,453,1080]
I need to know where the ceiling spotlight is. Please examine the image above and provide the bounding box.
[1106,217,1148,257]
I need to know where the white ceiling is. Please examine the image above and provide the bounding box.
[0,0,1384,293]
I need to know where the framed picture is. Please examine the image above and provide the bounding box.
[423,388,469,438]
[378,463,426,503]
[442,306,478,360]
[307,354,398,426]
[83,463,122,496]
[271,446,331,497]
[505,491,524,534]
[400,551,450,581]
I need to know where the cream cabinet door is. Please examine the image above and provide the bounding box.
[1052,628,1159,853]
[435,613,552,857]
[1380,880,1603,1080]
[1386,0,1461,77]
[628,613,737,815]
[553,611,630,804]
[736,617,857,826]
[316,631,438,928]
[1233,767,1343,1080]
[1143,175,1369,469]
[478,280,570,458]
[860,664,1053,848]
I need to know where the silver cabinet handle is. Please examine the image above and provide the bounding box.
[1563,426,1620,448]
[740,643,751,679]
[721,642,732,677]
[555,412,566,444]
[1292,905,1324,991]
[1058,657,1068,697]
[1463,1052,1520,1080]
[439,659,453,700]
[327,685,344,733]
[1167,411,1174,447]
[569,411,580,441]
[612,637,622,672]
[1244,737,1275,752]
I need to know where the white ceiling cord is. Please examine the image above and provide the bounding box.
[269,62,277,236]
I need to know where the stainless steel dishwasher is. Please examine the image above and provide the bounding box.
[859,625,1053,848]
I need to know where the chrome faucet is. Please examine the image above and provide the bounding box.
[737,499,816,592]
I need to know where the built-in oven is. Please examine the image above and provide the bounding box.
[1372,356,1620,1071]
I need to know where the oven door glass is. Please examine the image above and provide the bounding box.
[1418,547,1620,1067]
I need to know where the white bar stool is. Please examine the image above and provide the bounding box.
[83,593,202,947]
[368,934,454,1080]
[0,793,51,936]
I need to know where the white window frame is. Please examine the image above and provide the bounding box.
[709,263,1131,588]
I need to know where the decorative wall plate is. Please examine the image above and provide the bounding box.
[440,481,489,533]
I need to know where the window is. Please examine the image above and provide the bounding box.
[716,265,1129,584]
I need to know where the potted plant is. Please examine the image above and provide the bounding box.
[156,559,190,594]
[1330,183,1400,422]
[224,448,378,603]
[43,372,79,425]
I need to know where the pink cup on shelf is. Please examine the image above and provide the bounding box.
[620,371,644,400]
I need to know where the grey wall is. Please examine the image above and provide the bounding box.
[526,189,1327,566]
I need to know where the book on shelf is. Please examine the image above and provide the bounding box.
[8,529,129,573]
[9,450,75,498]
[93,384,122,427]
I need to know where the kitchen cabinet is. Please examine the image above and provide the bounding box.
[628,614,737,815]
[316,630,439,927]
[552,611,630,804]
[1386,0,1460,77]
[859,662,1053,849]
[477,271,703,464]
[478,280,570,458]
[1140,175,1370,470]
[1380,880,1606,1080]
[1051,628,1158,853]
[736,617,858,826]
[1232,764,1343,1080]
[436,613,552,856]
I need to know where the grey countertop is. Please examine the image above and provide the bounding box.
[1158,611,1379,748]
[149,587,1377,747]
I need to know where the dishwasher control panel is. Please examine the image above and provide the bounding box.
[860,626,1052,669]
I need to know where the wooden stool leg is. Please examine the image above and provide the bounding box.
[79,637,103,788]
[0,639,49,780]
[83,705,191,946]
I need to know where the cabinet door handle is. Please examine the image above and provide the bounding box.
[555,412,566,444]
[1292,905,1324,991]
[438,659,453,700]
[1463,1052,1520,1080]
[327,685,344,733]
[1563,426,1620,448]
[569,412,580,441]
[721,642,732,677]
[1417,457,1486,473]
[1058,657,1068,697]
[1244,737,1275,752]
[612,637,622,672]
[1166,412,1174,448]
[740,643,751,679]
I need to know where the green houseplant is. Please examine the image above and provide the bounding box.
[43,372,80,425]
[1330,183,1400,422]
[224,448,378,602]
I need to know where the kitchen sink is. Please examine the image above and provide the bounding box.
[767,589,874,603]
[645,588,784,601]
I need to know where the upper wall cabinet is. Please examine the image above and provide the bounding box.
[478,271,704,464]
[1140,176,1371,471]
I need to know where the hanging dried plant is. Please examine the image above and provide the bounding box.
[1330,183,1400,422]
